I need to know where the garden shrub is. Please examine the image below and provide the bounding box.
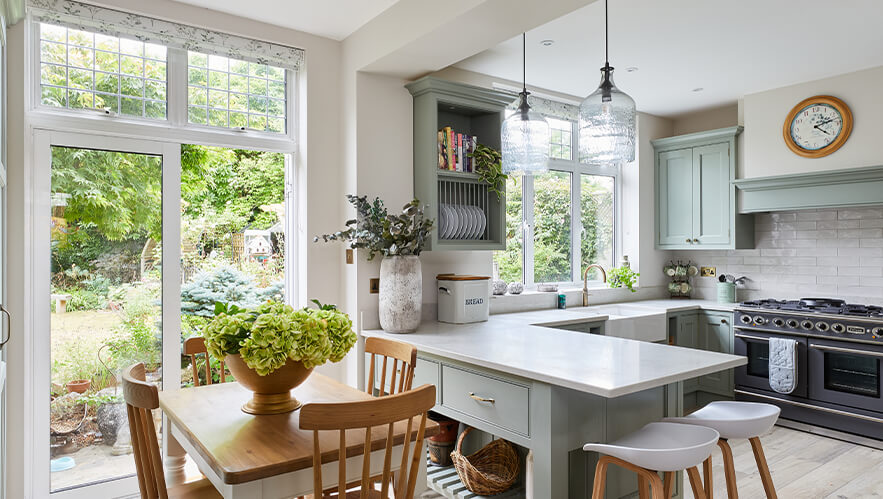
[180,266,282,317]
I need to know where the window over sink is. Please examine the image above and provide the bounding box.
[495,113,619,288]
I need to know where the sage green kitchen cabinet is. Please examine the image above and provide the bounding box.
[405,77,513,251]
[669,310,734,408]
[653,126,754,250]
[697,312,734,397]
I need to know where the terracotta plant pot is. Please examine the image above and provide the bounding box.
[66,379,91,394]
[225,354,313,415]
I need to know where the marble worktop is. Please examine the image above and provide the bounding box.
[362,300,746,398]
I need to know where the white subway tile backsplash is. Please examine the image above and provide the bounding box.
[671,206,883,305]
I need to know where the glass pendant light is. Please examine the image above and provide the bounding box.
[579,0,636,165]
[501,33,550,175]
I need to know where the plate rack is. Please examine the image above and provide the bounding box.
[438,178,491,241]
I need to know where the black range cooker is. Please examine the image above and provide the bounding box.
[734,298,883,447]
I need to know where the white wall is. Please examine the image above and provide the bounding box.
[671,104,738,136]
[742,65,883,178]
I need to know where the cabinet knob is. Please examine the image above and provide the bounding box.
[721,319,728,324]
[693,238,700,243]
[686,238,692,243]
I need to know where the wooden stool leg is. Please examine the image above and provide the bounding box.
[703,456,714,499]
[663,471,675,499]
[749,437,778,499]
[646,471,665,499]
[592,456,611,499]
[638,473,649,499]
[686,466,707,499]
[718,439,739,499]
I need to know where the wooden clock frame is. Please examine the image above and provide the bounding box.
[782,95,853,158]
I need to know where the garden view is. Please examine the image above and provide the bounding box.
[494,172,615,284]
[49,144,286,491]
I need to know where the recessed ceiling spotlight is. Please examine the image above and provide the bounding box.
[625,66,638,72]
[692,87,704,92]
[540,39,554,46]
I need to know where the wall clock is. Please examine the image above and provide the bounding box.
[783,95,853,158]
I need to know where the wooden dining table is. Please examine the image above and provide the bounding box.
[159,373,438,498]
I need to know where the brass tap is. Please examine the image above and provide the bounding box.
[582,264,607,307]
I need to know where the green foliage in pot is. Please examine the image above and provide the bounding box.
[202,301,357,376]
[315,195,434,261]
[608,266,640,293]
[469,144,509,200]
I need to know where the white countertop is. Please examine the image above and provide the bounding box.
[362,300,746,398]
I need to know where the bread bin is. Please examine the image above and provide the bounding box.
[437,274,490,324]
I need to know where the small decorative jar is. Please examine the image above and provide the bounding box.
[492,279,508,296]
[507,282,524,295]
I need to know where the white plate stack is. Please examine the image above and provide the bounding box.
[438,203,487,240]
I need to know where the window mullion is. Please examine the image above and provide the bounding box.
[572,170,581,284]
[523,174,535,287]
[167,48,187,127]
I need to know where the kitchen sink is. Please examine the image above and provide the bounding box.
[539,304,668,343]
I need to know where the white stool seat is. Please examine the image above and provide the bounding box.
[665,401,781,440]
[583,422,720,472]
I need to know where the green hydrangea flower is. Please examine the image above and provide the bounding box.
[201,300,356,375]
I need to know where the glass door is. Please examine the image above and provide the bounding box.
[34,131,180,499]
[809,339,883,412]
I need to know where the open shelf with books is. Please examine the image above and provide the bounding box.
[406,76,513,251]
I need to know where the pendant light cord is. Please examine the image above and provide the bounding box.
[605,0,609,65]
[522,32,527,92]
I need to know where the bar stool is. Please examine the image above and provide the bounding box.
[665,401,781,499]
[584,422,720,499]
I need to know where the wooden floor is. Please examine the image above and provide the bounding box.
[420,426,883,499]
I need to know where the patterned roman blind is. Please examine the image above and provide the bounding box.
[504,90,579,122]
[28,0,305,71]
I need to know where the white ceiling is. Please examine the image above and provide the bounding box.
[169,0,402,41]
[455,0,883,117]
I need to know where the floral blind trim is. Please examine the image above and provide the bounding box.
[28,0,305,71]
[504,90,579,122]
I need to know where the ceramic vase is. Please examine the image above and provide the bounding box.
[379,255,422,333]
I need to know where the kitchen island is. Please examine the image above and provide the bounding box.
[361,307,746,499]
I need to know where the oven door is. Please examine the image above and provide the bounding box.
[808,338,883,413]
[734,329,808,398]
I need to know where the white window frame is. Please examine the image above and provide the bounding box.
[23,18,303,499]
[30,19,297,146]
[519,117,622,289]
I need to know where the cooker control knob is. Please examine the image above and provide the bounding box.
[753,316,766,325]
[831,323,846,334]
[872,327,883,337]
[772,318,785,327]
[740,315,752,324]
[801,320,815,330]
[786,319,800,328]
[815,321,829,332]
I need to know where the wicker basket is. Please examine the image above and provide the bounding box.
[450,426,519,495]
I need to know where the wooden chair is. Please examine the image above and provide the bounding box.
[299,384,436,499]
[184,337,227,387]
[365,337,417,397]
[122,363,221,499]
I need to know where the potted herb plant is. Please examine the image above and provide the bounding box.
[316,196,433,334]
[202,301,356,414]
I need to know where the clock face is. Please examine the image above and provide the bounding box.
[789,103,843,151]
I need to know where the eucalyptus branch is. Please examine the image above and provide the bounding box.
[315,195,434,260]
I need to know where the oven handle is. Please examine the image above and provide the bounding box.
[734,333,769,342]
[735,389,883,424]
[809,343,883,358]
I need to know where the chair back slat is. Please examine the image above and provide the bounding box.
[365,337,417,396]
[122,363,169,499]
[183,336,228,386]
[301,385,436,499]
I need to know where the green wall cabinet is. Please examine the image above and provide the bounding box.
[405,77,514,251]
[654,126,754,250]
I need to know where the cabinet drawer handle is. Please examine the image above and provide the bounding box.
[468,392,495,404]
[685,238,692,243]
[693,239,700,243]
